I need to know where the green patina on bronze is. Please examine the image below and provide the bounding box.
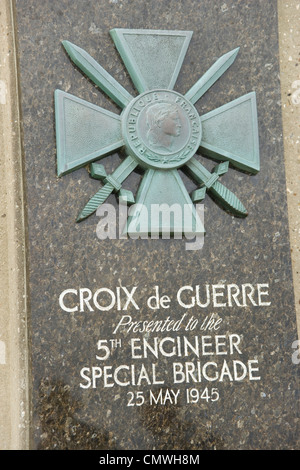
[55,29,260,235]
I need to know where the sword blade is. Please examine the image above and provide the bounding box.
[76,182,114,222]
[185,47,239,104]
[62,40,134,109]
[76,156,138,222]
[185,157,247,217]
[209,180,248,217]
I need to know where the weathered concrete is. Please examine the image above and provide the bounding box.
[278,0,300,335]
[0,0,30,450]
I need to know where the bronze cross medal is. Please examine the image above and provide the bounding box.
[55,29,260,238]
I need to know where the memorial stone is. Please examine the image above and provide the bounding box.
[14,0,299,450]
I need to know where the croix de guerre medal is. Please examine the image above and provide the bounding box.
[54,29,260,237]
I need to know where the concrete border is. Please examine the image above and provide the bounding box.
[0,0,298,450]
[278,0,300,336]
[0,0,30,450]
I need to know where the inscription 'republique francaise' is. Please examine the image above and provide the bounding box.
[123,90,202,167]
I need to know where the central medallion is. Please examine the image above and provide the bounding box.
[122,90,202,169]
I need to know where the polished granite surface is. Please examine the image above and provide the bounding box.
[15,0,299,449]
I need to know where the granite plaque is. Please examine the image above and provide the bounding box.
[15,0,299,451]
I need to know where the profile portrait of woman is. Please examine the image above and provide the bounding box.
[146,103,182,151]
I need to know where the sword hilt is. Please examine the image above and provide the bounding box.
[76,156,138,222]
[186,158,247,217]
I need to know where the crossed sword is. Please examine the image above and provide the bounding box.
[62,41,247,223]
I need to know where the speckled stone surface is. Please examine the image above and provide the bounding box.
[15,0,299,450]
